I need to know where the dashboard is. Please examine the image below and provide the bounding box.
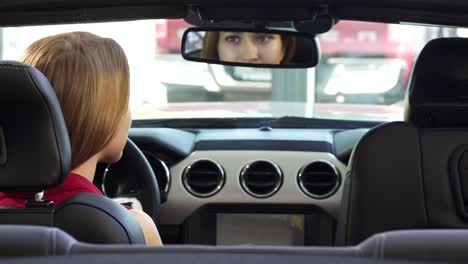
[98,126,369,246]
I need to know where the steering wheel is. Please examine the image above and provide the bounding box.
[98,139,160,224]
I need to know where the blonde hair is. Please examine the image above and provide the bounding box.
[20,32,130,170]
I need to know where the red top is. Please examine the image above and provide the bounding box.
[0,173,131,209]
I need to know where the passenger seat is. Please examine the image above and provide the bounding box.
[336,38,468,245]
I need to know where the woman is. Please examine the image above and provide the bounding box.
[0,32,162,246]
[201,31,296,64]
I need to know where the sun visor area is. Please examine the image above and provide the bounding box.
[0,5,186,27]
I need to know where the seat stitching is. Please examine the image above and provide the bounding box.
[52,229,56,256]
[417,128,430,225]
[380,233,386,260]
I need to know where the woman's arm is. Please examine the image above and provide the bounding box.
[129,209,163,246]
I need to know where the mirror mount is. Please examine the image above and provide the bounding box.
[253,22,270,30]
[294,15,337,34]
[185,6,335,35]
[194,6,318,21]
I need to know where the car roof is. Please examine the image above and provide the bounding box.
[1,0,468,28]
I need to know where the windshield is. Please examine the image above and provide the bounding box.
[1,20,460,122]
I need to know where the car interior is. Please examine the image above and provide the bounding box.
[1,0,468,263]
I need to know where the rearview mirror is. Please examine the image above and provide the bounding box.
[181,27,320,68]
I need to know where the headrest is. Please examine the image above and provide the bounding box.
[405,38,468,127]
[0,61,70,192]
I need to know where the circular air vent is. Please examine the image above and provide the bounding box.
[183,159,225,197]
[144,152,171,200]
[240,160,283,198]
[298,161,340,199]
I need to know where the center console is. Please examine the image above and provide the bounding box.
[181,204,336,246]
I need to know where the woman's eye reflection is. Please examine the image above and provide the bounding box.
[224,35,241,44]
[201,31,293,65]
[255,34,274,45]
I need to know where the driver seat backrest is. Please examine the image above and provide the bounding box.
[336,38,468,246]
[0,61,145,244]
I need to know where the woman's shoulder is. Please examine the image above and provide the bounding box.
[63,173,103,194]
[129,209,163,245]
[44,173,104,204]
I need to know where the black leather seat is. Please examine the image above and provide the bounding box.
[0,225,76,257]
[0,61,145,244]
[2,224,468,263]
[336,38,468,246]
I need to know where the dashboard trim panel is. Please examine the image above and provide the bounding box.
[160,150,347,225]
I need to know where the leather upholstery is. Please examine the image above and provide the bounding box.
[74,229,468,263]
[336,122,428,246]
[0,61,144,244]
[337,38,468,245]
[0,194,145,244]
[359,230,468,262]
[2,225,468,264]
[405,38,468,127]
[55,193,145,244]
[0,208,54,226]
[0,61,70,192]
[0,225,75,256]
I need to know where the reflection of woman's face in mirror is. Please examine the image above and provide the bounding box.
[217,32,285,64]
